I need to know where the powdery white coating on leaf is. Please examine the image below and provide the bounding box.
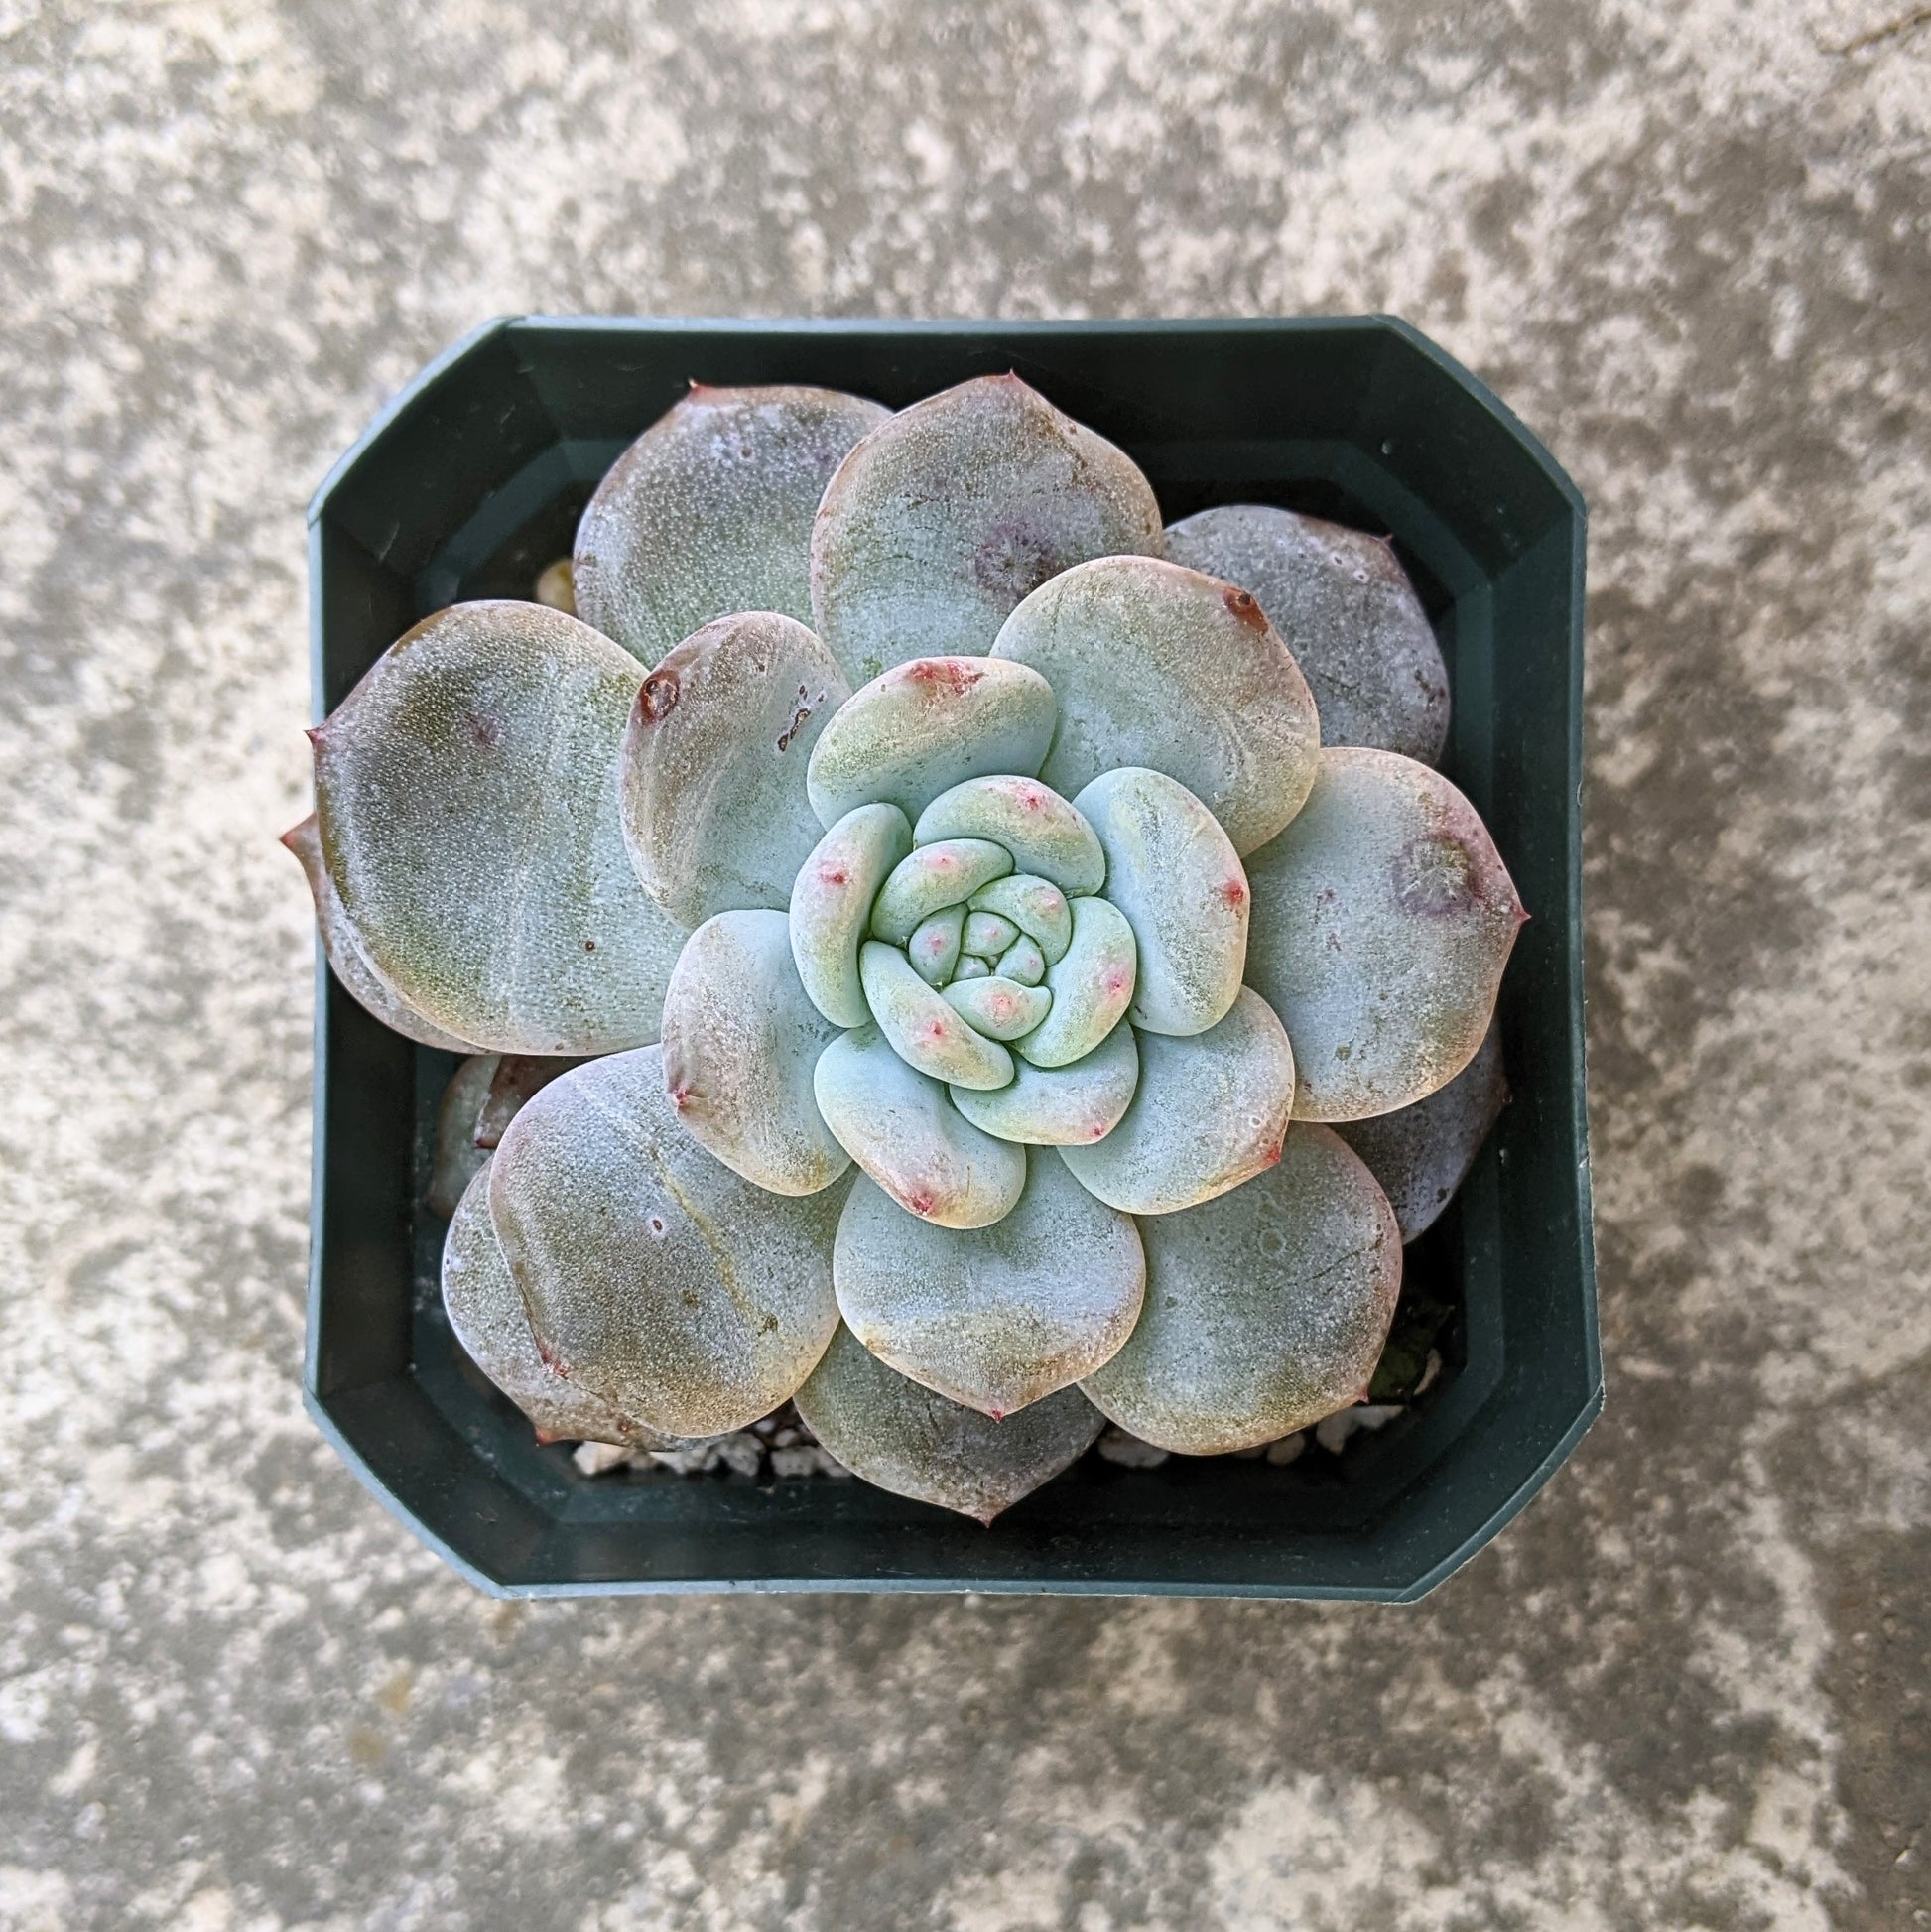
[990,554,1321,856]
[914,774,1107,897]
[617,612,849,927]
[1081,1125,1401,1454]
[805,656,1056,828]
[833,1156,1145,1417]
[811,374,1166,680]
[659,910,851,1196]
[794,1325,1106,1522]
[789,802,912,1028]
[1074,768,1249,1038]
[952,954,991,982]
[574,383,890,667]
[951,1019,1140,1147]
[1164,504,1450,765]
[1015,895,1137,1069]
[488,1048,844,1438]
[942,974,1052,1042]
[906,905,965,987]
[427,1053,500,1221]
[962,910,1019,958]
[1243,748,1524,1122]
[311,601,686,1054]
[813,1026,1026,1229]
[968,873,1072,964]
[869,838,1013,944]
[442,1162,680,1451]
[858,942,1016,1090]
[280,814,481,1052]
[1335,1019,1508,1241]
[1059,988,1295,1214]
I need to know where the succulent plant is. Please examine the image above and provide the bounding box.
[288,373,1525,1522]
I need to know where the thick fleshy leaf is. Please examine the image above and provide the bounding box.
[834,1155,1144,1417]
[1073,768,1248,1038]
[943,975,1051,1042]
[811,374,1165,680]
[858,942,1015,1089]
[953,955,991,982]
[618,612,849,927]
[991,555,1320,856]
[795,1324,1106,1522]
[443,1162,683,1450]
[1014,896,1136,1069]
[1059,988,1294,1213]
[311,602,686,1054]
[1081,1124,1401,1454]
[476,1055,588,1149]
[1243,748,1524,1121]
[813,1026,1026,1228]
[806,657,1056,827]
[969,874,1071,964]
[1164,505,1450,764]
[282,814,480,1051]
[962,910,1019,958]
[488,1048,844,1438]
[913,775,1106,897]
[952,1020,1139,1146]
[1336,1020,1508,1240]
[789,803,913,1028]
[660,910,850,1195]
[574,383,890,666]
[427,1054,500,1220]
[997,937,1046,986]
[869,838,1013,944]
[907,906,966,986]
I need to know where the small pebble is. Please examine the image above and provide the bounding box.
[1265,1433,1308,1466]
[1314,1403,1405,1455]
[1096,1429,1170,1469]
[571,1441,634,1477]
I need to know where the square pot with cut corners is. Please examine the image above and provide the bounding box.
[305,315,1598,1601]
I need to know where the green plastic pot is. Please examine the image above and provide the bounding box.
[305,315,1598,1600]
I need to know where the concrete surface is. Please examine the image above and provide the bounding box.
[1,2,1926,1926]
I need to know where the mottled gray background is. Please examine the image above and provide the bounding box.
[2,1,1926,1927]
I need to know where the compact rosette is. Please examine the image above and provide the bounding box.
[289,374,1521,1522]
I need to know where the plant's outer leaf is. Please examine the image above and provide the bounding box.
[806,656,1056,828]
[1081,1124,1401,1453]
[427,1054,501,1220]
[1014,896,1136,1069]
[914,775,1106,897]
[968,874,1072,964]
[1243,748,1524,1121]
[443,1162,690,1451]
[858,942,1016,1089]
[476,1055,589,1149]
[942,975,1052,1042]
[811,375,1164,680]
[281,814,481,1051]
[1165,505,1450,764]
[618,612,849,927]
[813,1026,1026,1228]
[834,1155,1145,1416]
[1335,1019,1508,1240]
[952,1020,1140,1146]
[789,803,913,1028]
[660,910,851,1195]
[907,906,966,987]
[488,1048,845,1438]
[991,555,1319,856]
[311,602,686,1054]
[1074,768,1248,1038]
[1060,988,1294,1213]
[795,1324,1106,1522]
[868,838,1014,944]
[574,384,890,666]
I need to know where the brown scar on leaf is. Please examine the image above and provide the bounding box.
[1221,584,1268,631]
[638,671,681,722]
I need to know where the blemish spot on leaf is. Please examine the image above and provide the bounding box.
[1221,585,1267,630]
[1390,835,1477,917]
[639,671,681,722]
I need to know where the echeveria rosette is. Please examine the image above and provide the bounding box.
[287,373,1525,1522]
